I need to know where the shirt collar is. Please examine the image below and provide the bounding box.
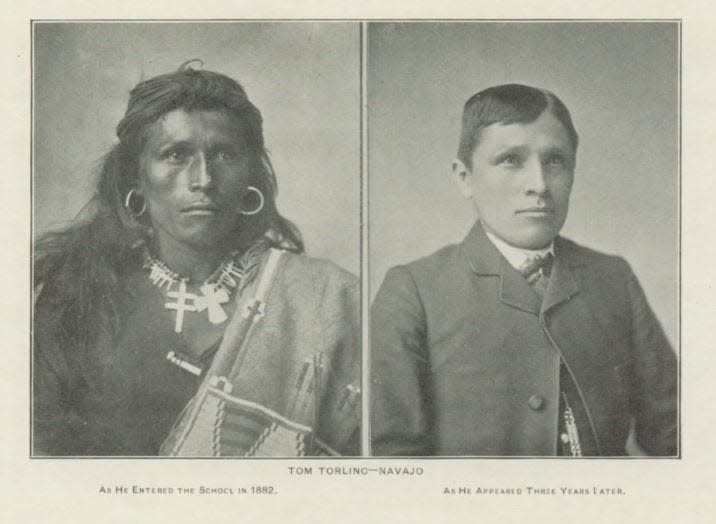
[484,230,555,271]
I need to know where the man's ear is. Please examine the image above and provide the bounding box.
[452,158,474,199]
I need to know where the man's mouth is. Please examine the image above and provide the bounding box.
[182,202,219,215]
[516,207,555,216]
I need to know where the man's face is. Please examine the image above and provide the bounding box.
[138,108,252,251]
[454,111,575,249]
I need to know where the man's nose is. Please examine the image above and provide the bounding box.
[524,158,549,196]
[188,154,213,191]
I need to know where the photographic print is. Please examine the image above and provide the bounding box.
[368,21,679,457]
[32,21,361,457]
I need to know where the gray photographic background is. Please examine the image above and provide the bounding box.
[368,22,679,346]
[33,22,360,275]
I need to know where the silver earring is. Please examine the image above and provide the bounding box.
[124,188,147,217]
[240,186,265,216]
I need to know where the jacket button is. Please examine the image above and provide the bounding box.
[528,394,545,411]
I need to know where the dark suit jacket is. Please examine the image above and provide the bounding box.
[371,222,677,456]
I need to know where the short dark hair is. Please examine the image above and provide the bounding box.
[457,84,579,170]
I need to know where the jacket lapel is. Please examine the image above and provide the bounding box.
[500,260,542,315]
[541,240,581,314]
[461,222,541,316]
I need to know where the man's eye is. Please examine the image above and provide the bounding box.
[163,149,189,163]
[545,154,567,166]
[214,150,234,162]
[498,154,521,166]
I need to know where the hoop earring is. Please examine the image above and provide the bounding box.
[240,186,264,216]
[124,188,147,217]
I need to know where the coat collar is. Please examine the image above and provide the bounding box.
[541,238,583,314]
[460,221,583,315]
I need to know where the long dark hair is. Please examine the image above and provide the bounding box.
[34,63,303,354]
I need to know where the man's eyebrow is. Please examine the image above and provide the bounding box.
[540,145,573,155]
[157,140,193,149]
[209,140,242,148]
[490,145,529,155]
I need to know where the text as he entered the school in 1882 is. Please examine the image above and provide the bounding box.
[97,485,278,496]
[443,486,626,496]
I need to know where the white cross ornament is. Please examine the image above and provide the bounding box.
[195,284,230,324]
[164,281,231,333]
[165,280,198,333]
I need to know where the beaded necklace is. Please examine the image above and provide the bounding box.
[143,239,269,334]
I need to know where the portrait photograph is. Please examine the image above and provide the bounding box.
[368,21,679,457]
[32,21,361,457]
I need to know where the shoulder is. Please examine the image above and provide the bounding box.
[407,242,462,274]
[271,252,359,343]
[557,237,640,318]
[374,242,464,316]
[274,250,358,305]
[278,250,357,287]
[385,242,463,286]
[557,236,633,276]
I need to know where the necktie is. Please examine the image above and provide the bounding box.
[519,253,554,299]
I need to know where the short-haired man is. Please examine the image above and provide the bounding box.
[371,84,677,456]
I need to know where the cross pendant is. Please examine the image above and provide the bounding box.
[195,284,230,324]
[165,280,198,333]
[242,299,264,321]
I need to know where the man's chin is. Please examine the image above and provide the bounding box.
[174,229,234,251]
[494,228,558,251]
